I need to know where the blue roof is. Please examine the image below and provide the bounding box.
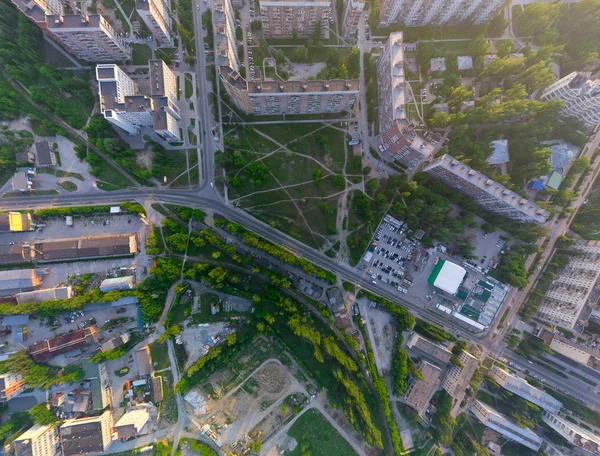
[531,180,545,191]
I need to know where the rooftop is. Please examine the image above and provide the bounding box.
[406,332,452,365]
[457,56,473,70]
[403,360,442,416]
[428,258,466,295]
[60,413,109,456]
[488,140,509,165]
[247,79,359,94]
[430,57,446,72]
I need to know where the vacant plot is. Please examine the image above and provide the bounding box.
[288,409,357,456]
[149,340,170,371]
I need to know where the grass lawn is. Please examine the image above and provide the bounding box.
[157,149,190,184]
[3,190,59,197]
[159,370,178,424]
[91,162,133,189]
[155,47,177,64]
[149,340,170,370]
[185,75,194,99]
[191,293,248,323]
[288,409,358,456]
[58,181,77,192]
[253,122,326,146]
[131,44,153,65]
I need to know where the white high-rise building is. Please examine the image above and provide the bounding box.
[12,424,61,456]
[214,0,240,71]
[136,0,173,47]
[45,14,131,62]
[536,241,600,329]
[96,61,181,140]
[541,72,600,131]
[543,411,600,454]
[260,0,330,39]
[378,0,504,28]
[423,155,550,224]
[341,0,364,38]
[377,32,405,133]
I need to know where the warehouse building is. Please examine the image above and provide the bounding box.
[0,269,43,296]
[428,258,467,295]
[29,328,100,362]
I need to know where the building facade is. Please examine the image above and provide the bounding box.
[542,411,600,454]
[341,0,364,38]
[214,0,240,71]
[377,32,405,133]
[441,350,478,399]
[489,366,562,414]
[11,0,62,22]
[536,240,600,329]
[136,0,173,47]
[0,373,25,402]
[260,0,330,38]
[45,15,131,62]
[60,411,113,456]
[423,155,550,224]
[12,424,61,456]
[378,0,505,28]
[96,61,180,140]
[541,72,600,131]
[471,400,543,451]
[219,66,359,115]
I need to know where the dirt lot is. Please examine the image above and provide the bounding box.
[358,298,396,375]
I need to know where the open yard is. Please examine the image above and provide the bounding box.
[288,409,358,456]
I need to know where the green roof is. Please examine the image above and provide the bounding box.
[82,358,105,410]
[546,171,563,190]
[428,259,445,285]
[456,289,469,301]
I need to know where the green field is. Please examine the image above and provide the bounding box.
[288,409,358,456]
[149,341,170,371]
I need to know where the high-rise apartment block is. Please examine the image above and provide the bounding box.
[471,400,543,451]
[381,119,434,168]
[45,14,131,62]
[0,373,25,401]
[377,32,406,133]
[536,241,600,329]
[341,0,364,38]
[219,66,359,115]
[489,366,562,414]
[60,411,113,456]
[97,61,180,140]
[11,0,62,22]
[423,155,550,224]
[441,350,478,399]
[136,0,173,47]
[214,0,240,71]
[378,0,504,28]
[541,72,600,131]
[260,0,330,39]
[542,411,600,454]
[11,424,61,456]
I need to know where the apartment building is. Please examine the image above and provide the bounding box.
[97,61,180,140]
[0,373,25,402]
[11,424,61,456]
[377,32,405,133]
[136,0,173,46]
[11,0,62,23]
[214,0,240,71]
[260,0,330,39]
[341,0,364,38]
[542,411,600,454]
[378,0,504,28]
[423,155,550,224]
[403,360,441,419]
[471,400,543,451]
[489,366,562,414]
[536,241,600,329]
[381,119,434,168]
[441,350,478,399]
[219,66,359,115]
[541,72,600,131]
[60,411,113,456]
[45,14,131,62]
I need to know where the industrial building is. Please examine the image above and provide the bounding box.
[34,141,57,167]
[377,32,406,133]
[259,0,330,38]
[11,423,61,456]
[97,61,181,140]
[219,66,359,115]
[45,15,131,62]
[0,212,33,232]
[28,328,99,362]
[471,400,542,451]
[60,411,113,456]
[542,411,600,454]
[378,0,505,28]
[428,258,466,296]
[489,366,562,414]
[15,286,73,303]
[403,360,442,419]
[100,276,135,292]
[112,407,151,440]
[541,72,600,131]
[214,0,239,71]
[0,269,43,296]
[423,155,550,224]
[536,241,600,329]
[136,0,173,46]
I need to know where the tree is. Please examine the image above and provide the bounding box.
[290,45,309,62]
[429,111,450,128]
[496,40,513,58]
[29,403,57,425]
[166,233,189,252]
[276,49,285,65]
[250,20,262,32]
[467,36,490,56]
